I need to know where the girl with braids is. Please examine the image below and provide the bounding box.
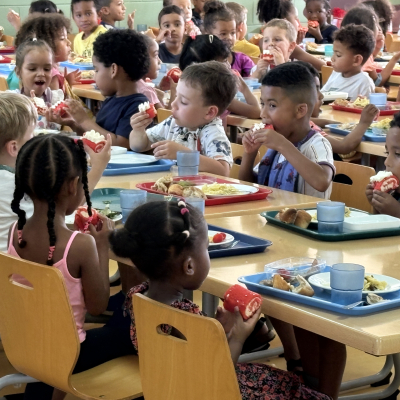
[256,0,326,71]
[110,200,330,400]
[7,134,134,400]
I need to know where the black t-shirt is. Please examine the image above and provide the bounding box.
[159,43,181,64]
[306,24,338,44]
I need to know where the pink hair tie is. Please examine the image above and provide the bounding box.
[17,230,23,244]
[47,246,56,261]
[181,208,189,215]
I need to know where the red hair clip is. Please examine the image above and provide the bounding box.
[181,207,189,215]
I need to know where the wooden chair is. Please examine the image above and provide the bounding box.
[0,253,142,400]
[230,143,261,179]
[0,35,14,46]
[157,108,172,123]
[321,65,333,86]
[331,161,375,212]
[0,77,8,91]
[133,293,242,400]
[385,33,400,53]
[374,87,386,93]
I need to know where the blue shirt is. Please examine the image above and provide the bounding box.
[158,43,181,64]
[96,93,148,139]
[306,24,338,44]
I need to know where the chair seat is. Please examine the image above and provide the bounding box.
[71,355,142,400]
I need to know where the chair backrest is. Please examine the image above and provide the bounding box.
[68,34,76,51]
[0,253,79,394]
[133,293,241,400]
[250,55,260,64]
[230,143,261,179]
[157,108,172,123]
[0,76,9,91]
[331,161,375,212]
[374,87,386,93]
[321,65,333,86]
[386,33,400,53]
[1,35,14,46]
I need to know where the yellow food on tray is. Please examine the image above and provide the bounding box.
[201,183,245,195]
[363,275,387,291]
[371,118,392,130]
[72,56,92,63]
[352,96,369,108]
[81,70,95,79]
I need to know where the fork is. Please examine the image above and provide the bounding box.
[342,300,365,309]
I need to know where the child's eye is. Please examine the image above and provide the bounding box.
[260,102,265,107]
[384,151,389,156]
[269,103,276,108]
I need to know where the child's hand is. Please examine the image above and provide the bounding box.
[371,190,400,217]
[296,29,306,45]
[45,108,76,127]
[253,127,284,150]
[256,58,270,75]
[151,140,188,160]
[169,77,178,98]
[155,87,165,103]
[64,68,82,86]
[366,183,374,205]
[215,306,235,334]
[236,75,248,94]
[7,10,21,30]
[359,104,379,125]
[85,133,112,170]
[307,25,322,42]
[88,214,115,246]
[392,51,400,62]
[242,130,262,154]
[130,111,153,131]
[127,10,135,30]
[65,99,89,124]
[156,28,171,43]
[270,46,286,66]
[227,306,262,344]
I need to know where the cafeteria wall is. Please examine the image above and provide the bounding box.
[0,0,308,36]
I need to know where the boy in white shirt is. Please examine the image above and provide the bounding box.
[321,24,375,100]
[129,61,235,176]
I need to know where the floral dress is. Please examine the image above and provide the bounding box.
[124,283,331,400]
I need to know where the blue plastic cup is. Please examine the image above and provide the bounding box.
[119,190,147,223]
[331,288,362,305]
[330,263,365,290]
[177,151,199,176]
[317,201,345,222]
[186,197,205,215]
[369,93,387,106]
[160,63,167,73]
[137,24,147,31]
[318,221,343,234]
[178,166,199,176]
[325,44,334,57]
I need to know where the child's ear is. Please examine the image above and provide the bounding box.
[205,105,219,121]
[4,140,18,158]
[15,67,20,78]
[67,176,80,196]
[353,54,364,67]
[296,103,309,119]
[99,6,109,16]
[182,256,194,276]
[110,63,118,79]
[288,41,297,55]
[237,21,244,33]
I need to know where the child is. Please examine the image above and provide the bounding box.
[304,0,337,44]
[48,29,150,149]
[203,1,255,77]
[363,0,393,36]
[321,24,375,101]
[366,113,400,218]
[239,62,334,199]
[156,5,186,63]
[226,2,261,58]
[252,18,297,80]
[192,0,205,29]
[179,35,261,119]
[109,200,331,400]
[97,0,135,30]
[8,134,131,400]
[72,0,107,58]
[130,61,235,176]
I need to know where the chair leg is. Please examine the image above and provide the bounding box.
[0,373,38,391]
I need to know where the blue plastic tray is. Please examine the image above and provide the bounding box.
[238,268,400,315]
[60,61,94,70]
[208,223,272,259]
[102,159,174,175]
[326,124,386,142]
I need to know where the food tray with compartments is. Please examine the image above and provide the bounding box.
[0,46,15,54]
[376,68,400,76]
[0,63,15,73]
[101,159,174,176]
[0,55,12,63]
[331,103,400,116]
[78,79,95,84]
[326,124,386,142]
[207,224,272,258]
[260,209,400,241]
[238,268,400,315]
[136,175,273,206]
[59,61,94,70]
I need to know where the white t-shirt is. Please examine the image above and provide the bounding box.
[0,169,34,252]
[145,116,233,166]
[321,71,375,101]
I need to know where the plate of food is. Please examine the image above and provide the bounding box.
[208,230,235,248]
[331,97,400,115]
[196,183,259,198]
[108,153,158,166]
[111,146,128,156]
[65,206,122,226]
[34,129,61,136]
[370,118,392,136]
[306,42,325,54]
[308,272,400,295]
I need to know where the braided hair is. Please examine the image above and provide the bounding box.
[11,135,91,266]
[257,0,294,24]
[109,201,205,281]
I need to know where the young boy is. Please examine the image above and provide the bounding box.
[252,19,297,80]
[156,5,185,63]
[0,92,111,252]
[130,61,235,176]
[72,0,107,57]
[48,29,150,149]
[226,2,260,58]
[97,0,135,29]
[239,62,334,199]
[321,24,375,101]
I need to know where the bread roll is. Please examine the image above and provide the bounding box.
[294,210,312,229]
[272,274,291,291]
[277,208,297,224]
[182,186,207,199]
[292,275,314,297]
[168,184,183,196]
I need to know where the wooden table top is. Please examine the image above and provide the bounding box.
[98,172,325,219]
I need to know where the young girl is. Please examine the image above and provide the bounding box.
[179,34,261,119]
[366,113,400,217]
[203,1,254,77]
[304,0,337,44]
[9,134,134,400]
[109,200,331,400]
[363,0,393,36]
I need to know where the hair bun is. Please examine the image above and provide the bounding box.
[204,0,226,14]
[109,228,138,259]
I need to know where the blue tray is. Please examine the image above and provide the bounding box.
[0,64,15,74]
[208,224,272,259]
[238,268,400,315]
[102,159,174,175]
[326,124,386,142]
[60,61,94,70]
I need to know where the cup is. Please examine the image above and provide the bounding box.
[177,150,199,176]
[325,44,334,57]
[317,202,345,222]
[369,93,387,107]
[318,221,343,234]
[137,24,147,32]
[160,63,167,73]
[330,263,365,305]
[303,38,315,43]
[186,197,205,215]
[119,190,147,223]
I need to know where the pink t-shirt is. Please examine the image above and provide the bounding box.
[52,66,65,92]
[362,55,379,73]
[137,79,162,106]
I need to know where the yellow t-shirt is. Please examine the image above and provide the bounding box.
[73,25,107,58]
[233,39,260,58]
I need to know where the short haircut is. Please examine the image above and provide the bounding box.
[158,5,185,25]
[203,1,235,32]
[179,34,230,71]
[264,18,297,42]
[15,13,71,55]
[0,93,37,150]
[305,0,331,11]
[225,2,247,25]
[142,34,157,49]
[15,39,54,71]
[93,29,150,81]
[363,0,394,35]
[257,0,294,24]
[341,4,378,34]
[162,0,172,6]
[71,0,99,14]
[334,24,375,65]
[261,62,317,111]
[96,0,112,12]
[29,0,59,13]
[390,111,400,129]
[296,60,319,78]
[180,60,237,115]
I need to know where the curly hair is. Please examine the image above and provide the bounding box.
[93,29,150,81]
[363,0,394,35]
[158,5,185,25]
[179,34,230,71]
[109,201,205,281]
[12,135,91,266]
[341,4,378,34]
[305,0,331,11]
[261,62,317,111]
[257,0,294,24]
[203,1,235,32]
[15,13,71,55]
[334,23,375,65]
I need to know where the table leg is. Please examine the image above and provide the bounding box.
[361,153,371,166]
[238,346,284,363]
[338,354,400,399]
[229,126,238,143]
[202,292,219,316]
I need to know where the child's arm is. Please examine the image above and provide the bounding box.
[310,117,340,128]
[378,52,400,86]
[251,59,269,80]
[326,104,379,154]
[127,10,135,29]
[227,76,261,119]
[292,46,326,71]
[49,75,61,91]
[238,130,260,183]
[307,25,323,43]
[129,111,153,151]
[253,128,333,192]
[370,190,400,217]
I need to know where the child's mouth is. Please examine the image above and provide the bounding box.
[34,81,45,86]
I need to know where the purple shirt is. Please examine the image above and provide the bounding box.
[231,51,255,78]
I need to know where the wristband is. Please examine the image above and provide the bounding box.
[374,72,382,86]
